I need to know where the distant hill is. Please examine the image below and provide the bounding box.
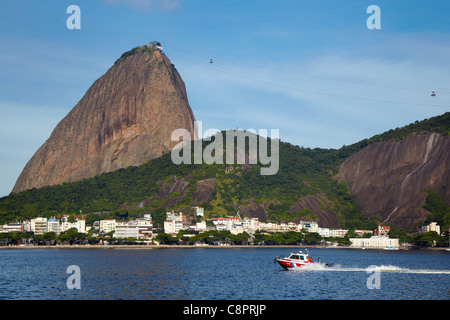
[1,112,449,232]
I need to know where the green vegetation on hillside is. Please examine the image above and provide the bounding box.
[423,190,450,230]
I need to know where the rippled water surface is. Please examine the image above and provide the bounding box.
[0,247,449,300]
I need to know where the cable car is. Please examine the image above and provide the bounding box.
[210,59,213,64]
[431,91,436,97]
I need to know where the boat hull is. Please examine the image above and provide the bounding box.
[276,258,310,269]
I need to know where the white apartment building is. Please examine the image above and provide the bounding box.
[100,219,117,234]
[115,225,139,239]
[419,222,440,235]
[331,229,348,238]
[318,227,331,238]
[47,219,61,234]
[302,221,319,233]
[31,218,48,235]
[229,223,244,235]
[60,216,87,233]
[242,217,260,234]
[263,222,282,233]
[164,212,184,235]
[115,215,153,239]
[226,217,240,230]
[136,214,153,239]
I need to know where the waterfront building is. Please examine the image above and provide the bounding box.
[263,222,282,233]
[318,227,331,238]
[23,221,32,233]
[300,221,319,233]
[331,229,348,238]
[164,212,184,235]
[115,224,139,239]
[350,235,399,249]
[229,222,244,235]
[242,217,260,234]
[61,216,86,233]
[47,219,61,235]
[31,218,48,235]
[115,215,153,239]
[136,214,153,239]
[226,217,240,230]
[0,223,24,233]
[100,219,117,234]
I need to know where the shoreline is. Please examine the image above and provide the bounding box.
[0,244,447,250]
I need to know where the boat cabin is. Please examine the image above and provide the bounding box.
[287,253,306,260]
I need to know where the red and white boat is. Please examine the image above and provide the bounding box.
[275,250,333,270]
[275,251,313,270]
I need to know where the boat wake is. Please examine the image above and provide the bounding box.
[291,263,450,274]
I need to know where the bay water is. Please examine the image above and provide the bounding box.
[0,247,448,300]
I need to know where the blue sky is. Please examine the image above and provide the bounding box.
[1,0,449,196]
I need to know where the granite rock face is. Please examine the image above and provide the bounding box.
[13,46,196,193]
[338,133,450,230]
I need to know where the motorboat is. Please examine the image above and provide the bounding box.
[275,250,332,270]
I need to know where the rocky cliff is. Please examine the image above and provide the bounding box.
[13,45,196,193]
[337,132,450,231]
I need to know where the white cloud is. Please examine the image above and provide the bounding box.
[105,0,181,12]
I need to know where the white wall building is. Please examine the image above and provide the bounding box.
[115,225,139,239]
[318,227,331,238]
[419,222,440,235]
[164,212,184,235]
[136,214,153,239]
[100,219,117,234]
[0,223,23,233]
[196,221,207,232]
[31,218,48,235]
[60,216,87,233]
[332,229,348,238]
[303,221,319,233]
[115,215,153,239]
[47,219,61,234]
[350,236,399,249]
[242,217,260,234]
[195,207,204,217]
